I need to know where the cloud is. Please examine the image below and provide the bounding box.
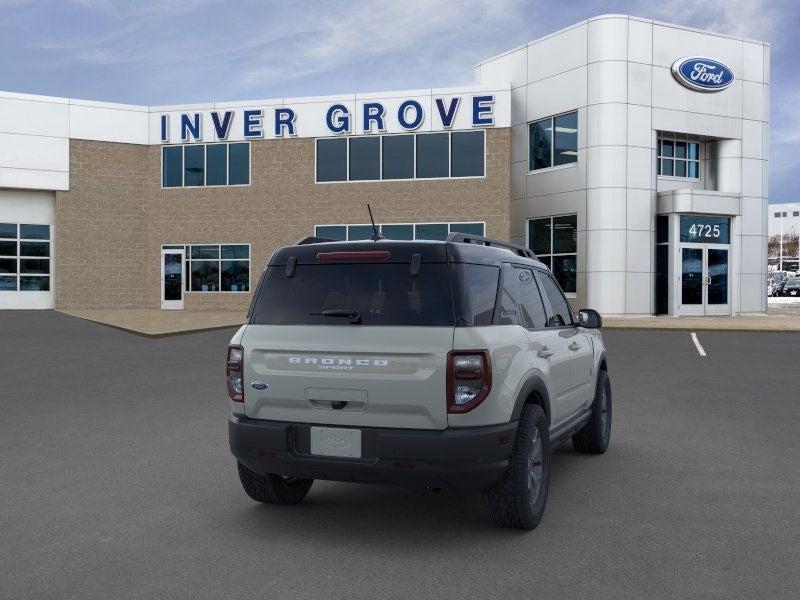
[1,0,798,199]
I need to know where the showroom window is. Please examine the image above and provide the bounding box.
[657,137,700,179]
[162,142,250,188]
[528,111,578,171]
[315,130,485,182]
[0,223,51,292]
[160,244,249,292]
[315,222,484,241]
[528,214,577,294]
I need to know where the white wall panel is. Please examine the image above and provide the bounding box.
[627,188,653,231]
[511,160,527,201]
[478,48,527,88]
[652,24,743,73]
[652,108,742,139]
[511,123,527,164]
[740,235,765,274]
[740,196,764,236]
[587,61,627,104]
[70,105,148,144]
[510,85,527,126]
[741,158,763,197]
[652,67,741,118]
[627,104,652,148]
[0,133,68,172]
[627,18,653,64]
[585,271,625,314]
[0,97,68,137]
[588,17,628,62]
[627,146,653,189]
[742,42,764,83]
[628,62,652,107]
[586,188,626,230]
[626,272,652,313]
[526,67,587,123]
[742,81,765,121]
[626,230,651,272]
[586,229,626,271]
[526,160,584,197]
[0,168,68,191]
[527,24,588,83]
[741,120,763,159]
[587,103,627,147]
[586,146,626,188]
[739,273,764,313]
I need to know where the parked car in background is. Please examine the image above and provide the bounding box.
[782,277,800,297]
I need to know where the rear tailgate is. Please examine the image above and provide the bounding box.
[242,325,452,429]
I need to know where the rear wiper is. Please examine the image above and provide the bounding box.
[310,309,362,324]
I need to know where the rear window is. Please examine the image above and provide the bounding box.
[250,263,455,326]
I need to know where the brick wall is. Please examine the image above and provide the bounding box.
[56,128,510,309]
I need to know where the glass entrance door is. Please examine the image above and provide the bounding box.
[161,249,185,309]
[678,244,729,316]
[705,247,730,315]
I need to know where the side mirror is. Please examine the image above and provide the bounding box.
[578,309,602,329]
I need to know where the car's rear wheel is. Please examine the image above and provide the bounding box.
[237,462,314,505]
[483,404,551,530]
[572,369,612,454]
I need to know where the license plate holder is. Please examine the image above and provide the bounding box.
[310,426,362,458]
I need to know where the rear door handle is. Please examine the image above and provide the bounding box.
[569,342,581,352]
[537,347,554,359]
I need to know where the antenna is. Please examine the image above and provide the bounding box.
[367,204,384,241]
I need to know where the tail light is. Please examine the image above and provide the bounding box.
[227,345,244,402]
[447,350,492,413]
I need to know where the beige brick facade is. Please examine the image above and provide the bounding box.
[55,128,510,309]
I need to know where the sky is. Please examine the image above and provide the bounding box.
[1,0,798,201]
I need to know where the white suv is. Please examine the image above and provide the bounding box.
[227,233,611,530]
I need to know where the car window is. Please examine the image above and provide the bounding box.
[453,264,499,326]
[250,263,454,326]
[514,268,547,329]
[538,271,573,327]
[493,265,519,326]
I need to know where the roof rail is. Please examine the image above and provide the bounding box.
[447,232,536,259]
[296,236,336,245]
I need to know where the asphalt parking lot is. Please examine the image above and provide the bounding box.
[1,311,799,599]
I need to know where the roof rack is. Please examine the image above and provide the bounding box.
[447,232,537,259]
[296,236,336,245]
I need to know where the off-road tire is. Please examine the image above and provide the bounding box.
[237,462,314,505]
[572,369,612,454]
[483,404,551,530]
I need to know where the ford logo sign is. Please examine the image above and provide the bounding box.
[671,57,735,92]
[250,381,269,390]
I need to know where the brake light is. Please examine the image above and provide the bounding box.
[447,350,492,413]
[316,251,391,261]
[227,345,244,402]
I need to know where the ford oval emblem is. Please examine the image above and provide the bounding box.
[251,381,269,390]
[671,57,735,92]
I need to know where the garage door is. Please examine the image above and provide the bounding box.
[0,190,54,310]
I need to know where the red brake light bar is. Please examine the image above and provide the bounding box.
[316,251,391,262]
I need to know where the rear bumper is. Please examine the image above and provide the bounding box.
[229,414,517,492]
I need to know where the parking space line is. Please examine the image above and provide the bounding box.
[690,332,707,357]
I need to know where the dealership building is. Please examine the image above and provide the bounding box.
[0,14,770,316]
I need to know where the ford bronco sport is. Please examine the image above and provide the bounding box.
[228,233,611,530]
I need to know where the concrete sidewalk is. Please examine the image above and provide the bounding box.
[604,303,800,332]
[57,309,246,337]
[56,303,800,336]
[603,314,800,332]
